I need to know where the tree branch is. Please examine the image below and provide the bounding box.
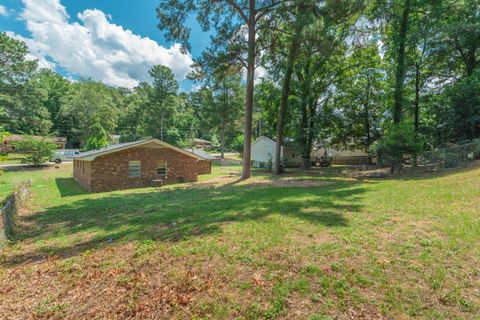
[225,0,248,22]
[255,1,283,22]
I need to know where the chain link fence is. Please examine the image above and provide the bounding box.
[414,141,480,171]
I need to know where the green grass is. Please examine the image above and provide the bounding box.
[0,164,60,201]
[0,152,27,165]
[0,163,479,319]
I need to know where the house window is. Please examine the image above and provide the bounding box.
[128,161,141,177]
[157,160,167,175]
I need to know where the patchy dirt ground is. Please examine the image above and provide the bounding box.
[196,175,335,189]
[0,164,479,319]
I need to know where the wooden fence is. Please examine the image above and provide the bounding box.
[331,156,374,166]
[0,180,32,244]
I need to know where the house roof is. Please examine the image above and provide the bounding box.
[193,138,212,144]
[252,136,276,145]
[252,136,295,148]
[73,139,201,161]
[184,148,217,160]
[5,134,66,142]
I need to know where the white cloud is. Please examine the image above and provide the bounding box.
[17,0,193,88]
[0,5,8,16]
[254,66,267,84]
[6,32,56,69]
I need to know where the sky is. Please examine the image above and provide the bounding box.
[0,0,212,91]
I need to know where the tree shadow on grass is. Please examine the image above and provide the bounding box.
[4,179,369,266]
[55,177,88,197]
[392,162,480,181]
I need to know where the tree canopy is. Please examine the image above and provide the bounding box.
[1,0,479,174]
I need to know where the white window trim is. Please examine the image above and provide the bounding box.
[128,160,141,177]
[157,160,167,176]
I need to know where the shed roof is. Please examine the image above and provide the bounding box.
[184,148,217,160]
[73,139,201,161]
[252,136,295,148]
[193,138,212,144]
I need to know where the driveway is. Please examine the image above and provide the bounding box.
[0,162,72,169]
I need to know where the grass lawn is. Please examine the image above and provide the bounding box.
[0,163,479,319]
[0,153,27,165]
[0,164,58,202]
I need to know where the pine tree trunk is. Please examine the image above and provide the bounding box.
[160,109,164,141]
[414,63,420,131]
[275,26,301,175]
[241,1,256,180]
[413,63,420,167]
[393,0,410,124]
[364,103,371,147]
[220,118,225,160]
[300,58,313,171]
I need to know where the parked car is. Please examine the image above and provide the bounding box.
[50,149,80,164]
[314,156,333,167]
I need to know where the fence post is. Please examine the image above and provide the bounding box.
[0,180,32,244]
[0,207,5,244]
[1,198,15,241]
[442,149,446,170]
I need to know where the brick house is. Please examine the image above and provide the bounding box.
[2,134,67,152]
[73,139,214,192]
[184,148,217,174]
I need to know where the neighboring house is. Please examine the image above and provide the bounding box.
[2,134,66,151]
[184,148,217,174]
[312,147,372,165]
[193,138,213,149]
[251,136,302,168]
[110,134,122,144]
[72,139,212,192]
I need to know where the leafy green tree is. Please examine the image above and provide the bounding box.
[0,33,51,134]
[157,0,284,179]
[433,0,480,77]
[117,83,153,141]
[0,32,37,89]
[197,74,244,159]
[83,123,109,151]
[146,65,178,140]
[16,136,57,166]
[258,0,362,173]
[370,122,424,173]
[432,72,480,143]
[391,0,411,125]
[270,0,314,174]
[59,80,119,147]
[254,80,281,139]
[188,87,215,139]
[329,43,385,151]
[34,69,70,133]
[163,94,199,147]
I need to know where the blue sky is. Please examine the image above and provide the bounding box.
[0,0,211,91]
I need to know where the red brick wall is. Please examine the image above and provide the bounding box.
[197,160,212,175]
[88,143,199,192]
[73,159,92,191]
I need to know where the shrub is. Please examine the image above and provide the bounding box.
[370,122,424,173]
[232,134,244,155]
[16,137,57,166]
[444,152,459,168]
[473,139,480,159]
[83,123,109,151]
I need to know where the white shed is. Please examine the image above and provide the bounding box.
[251,136,302,167]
